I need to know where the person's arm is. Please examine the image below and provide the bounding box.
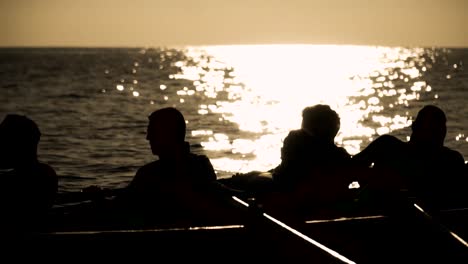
[119,166,147,198]
[30,163,57,203]
[44,164,58,209]
[445,149,467,193]
[198,155,217,182]
[352,135,399,167]
[192,155,245,197]
[272,132,296,185]
[280,131,299,161]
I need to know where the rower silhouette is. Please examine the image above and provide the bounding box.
[117,107,237,226]
[266,105,352,220]
[273,105,351,189]
[0,114,58,229]
[353,105,466,209]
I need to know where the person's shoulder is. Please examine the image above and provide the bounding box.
[286,129,307,138]
[36,162,58,186]
[283,129,310,143]
[33,162,58,197]
[187,153,216,181]
[189,153,211,162]
[128,160,162,189]
[441,147,465,163]
[188,153,214,169]
[37,162,57,177]
[136,160,161,176]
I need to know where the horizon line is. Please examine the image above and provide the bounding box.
[1,43,467,49]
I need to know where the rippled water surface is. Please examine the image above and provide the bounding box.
[1,46,467,191]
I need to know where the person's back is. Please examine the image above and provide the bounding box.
[0,115,58,229]
[125,146,216,209]
[3,163,57,212]
[353,105,466,208]
[273,105,351,189]
[117,108,231,226]
[265,105,352,220]
[406,141,465,206]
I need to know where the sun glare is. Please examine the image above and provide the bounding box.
[171,45,427,174]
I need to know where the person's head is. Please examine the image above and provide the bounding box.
[0,114,41,167]
[410,105,447,147]
[146,107,186,156]
[301,105,340,142]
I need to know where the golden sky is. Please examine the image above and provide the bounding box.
[1,0,467,47]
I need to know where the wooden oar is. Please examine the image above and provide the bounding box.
[231,196,357,264]
[413,203,468,248]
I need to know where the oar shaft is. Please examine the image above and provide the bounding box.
[413,203,468,248]
[232,196,356,264]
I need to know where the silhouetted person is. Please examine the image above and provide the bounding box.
[0,115,58,228]
[353,105,466,209]
[273,105,351,189]
[117,107,233,226]
[263,105,352,220]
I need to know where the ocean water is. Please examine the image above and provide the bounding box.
[0,46,467,192]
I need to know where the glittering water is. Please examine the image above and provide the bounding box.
[1,46,467,192]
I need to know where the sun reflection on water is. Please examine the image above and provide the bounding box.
[140,45,434,176]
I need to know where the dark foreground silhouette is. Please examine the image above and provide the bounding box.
[13,106,468,263]
[273,105,351,189]
[54,107,241,229]
[353,105,467,211]
[0,114,58,230]
[222,105,356,222]
[114,107,240,226]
